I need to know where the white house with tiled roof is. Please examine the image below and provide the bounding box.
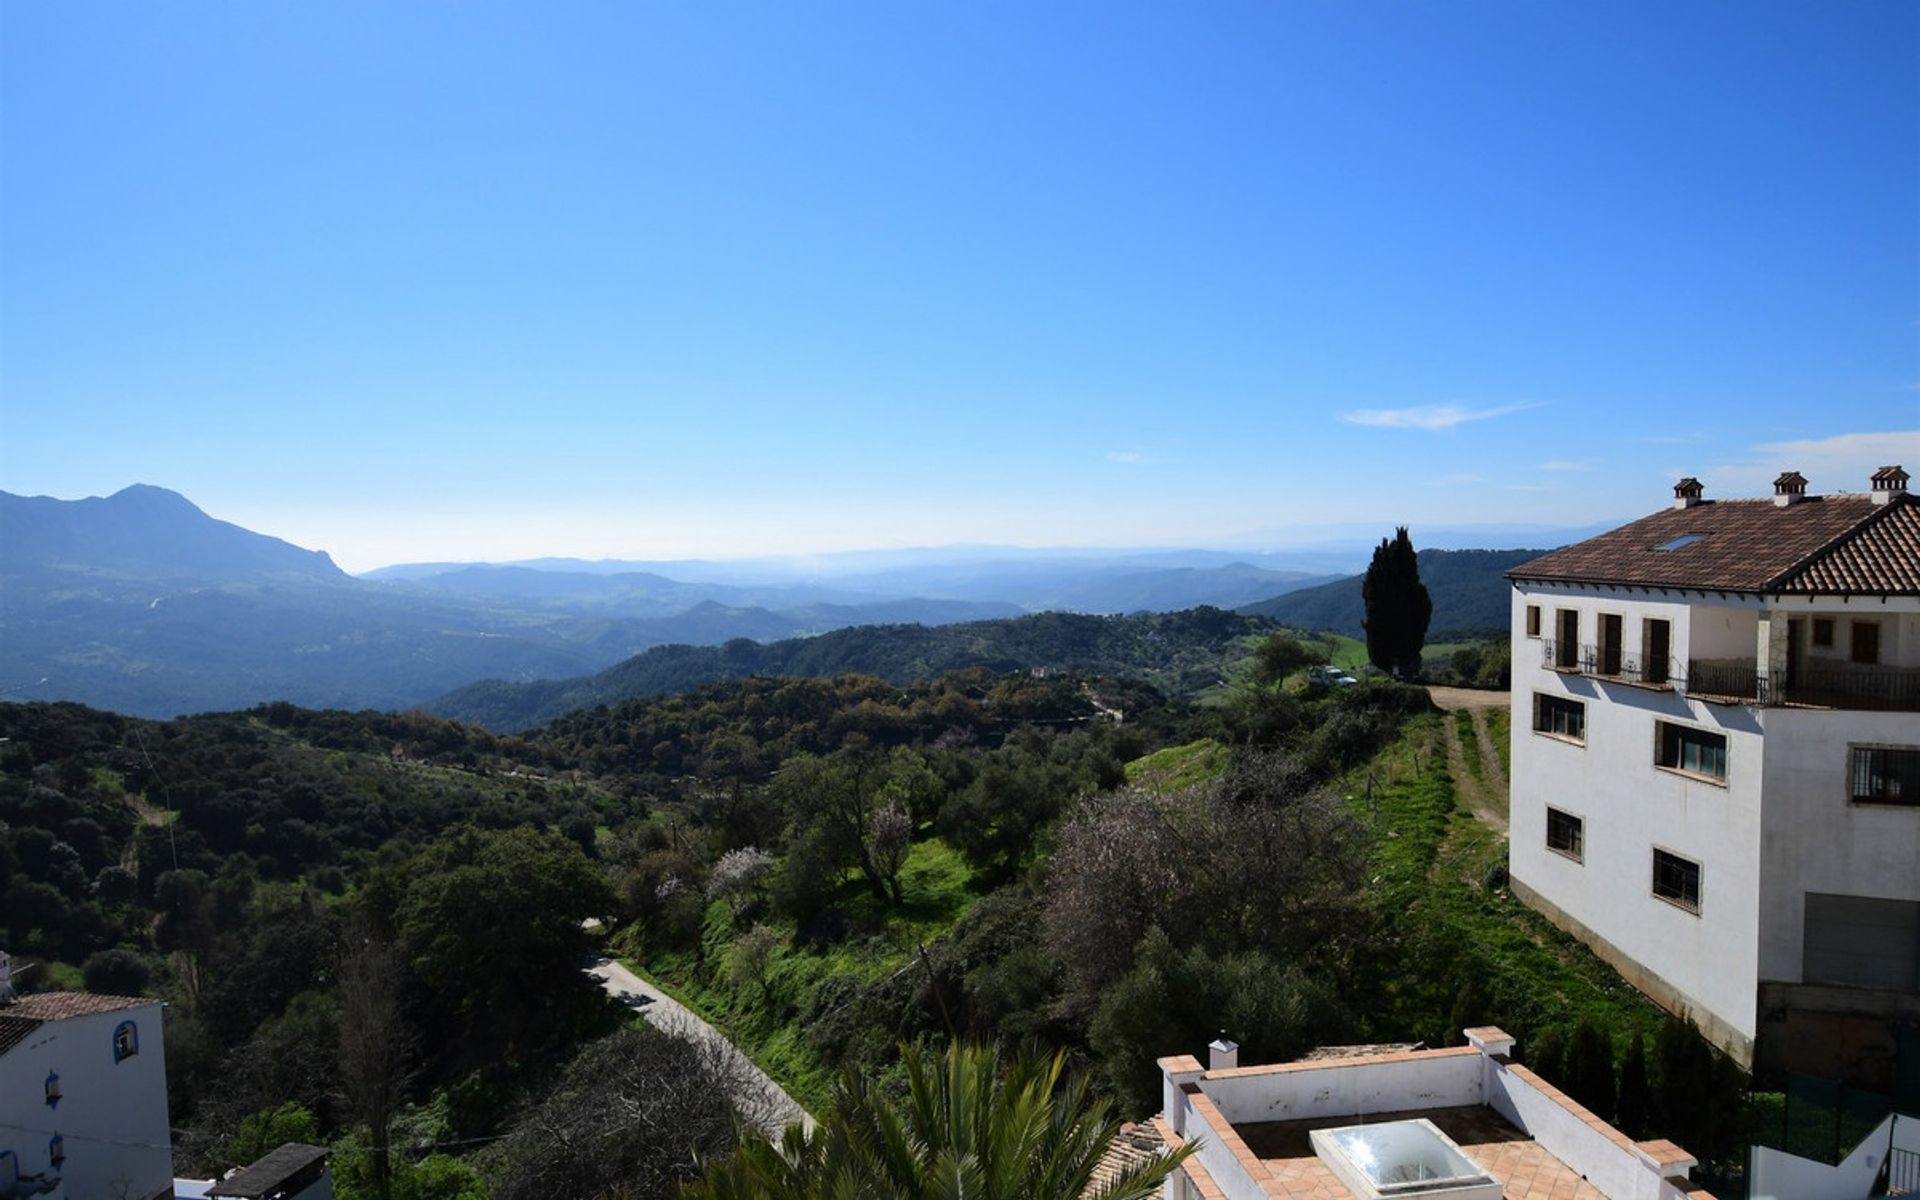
[1151,1029,1714,1200]
[0,955,174,1200]
[1505,467,1920,1080]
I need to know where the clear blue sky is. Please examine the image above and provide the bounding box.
[3,1,1915,570]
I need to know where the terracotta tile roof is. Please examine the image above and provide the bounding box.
[1509,493,1918,595]
[1299,1041,1422,1061]
[5,992,156,1021]
[1781,496,1920,593]
[0,1014,44,1055]
[1085,1122,1166,1198]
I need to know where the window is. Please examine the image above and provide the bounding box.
[1526,605,1541,637]
[1812,618,1835,648]
[1534,693,1586,741]
[1851,621,1881,665]
[1546,808,1584,862]
[1656,721,1726,781]
[1654,533,1707,551]
[1850,747,1920,806]
[112,1020,138,1063]
[1641,618,1671,685]
[1598,613,1623,676]
[44,1071,60,1109]
[1652,849,1701,913]
[1554,609,1580,669]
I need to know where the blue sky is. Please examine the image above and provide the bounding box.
[2,1,1915,571]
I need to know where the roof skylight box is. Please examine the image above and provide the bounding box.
[1653,533,1707,552]
[1310,1119,1501,1199]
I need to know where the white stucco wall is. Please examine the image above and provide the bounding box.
[1176,1093,1267,1200]
[1197,1050,1484,1125]
[1756,708,1920,983]
[1481,1060,1662,1200]
[1511,583,1766,1047]
[0,1003,172,1200]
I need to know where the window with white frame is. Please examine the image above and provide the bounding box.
[1850,747,1920,806]
[1652,849,1701,913]
[1546,808,1584,862]
[1534,693,1586,742]
[1656,721,1726,781]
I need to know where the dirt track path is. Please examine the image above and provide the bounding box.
[1429,687,1510,831]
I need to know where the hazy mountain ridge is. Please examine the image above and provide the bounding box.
[428,607,1278,732]
[1237,547,1549,637]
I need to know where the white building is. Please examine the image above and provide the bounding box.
[1152,1029,1715,1200]
[0,957,174,1200]
[1505,466,1919,1078]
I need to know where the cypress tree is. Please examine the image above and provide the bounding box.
[1616,1033,1651,1138]
[1564,1018,1616,1119]
[1362,527,1433,677]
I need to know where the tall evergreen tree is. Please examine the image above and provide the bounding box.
[1615,1034,1651,1138]
[1362,527,1433,676]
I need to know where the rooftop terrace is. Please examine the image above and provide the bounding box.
[1156,1029,1711,1200]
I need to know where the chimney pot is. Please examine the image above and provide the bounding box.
[1871,464,1909,505]
[1208,1036,1239,1071]
[1773,471,1808,506]
[1672,477,1704,510]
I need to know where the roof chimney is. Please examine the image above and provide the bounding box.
[0,950,14,1006]
[1208,1035,1240,1071]
[1871,464,1909,505]
[1773,470,1808,506]
[1672,477,1704,510]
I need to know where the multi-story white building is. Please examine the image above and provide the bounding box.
[0,955,175,1200]
[1505,466,1919,1080]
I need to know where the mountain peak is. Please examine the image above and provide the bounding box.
[1,485,344,582]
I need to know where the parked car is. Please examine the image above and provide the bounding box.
[1308,664,1360,687]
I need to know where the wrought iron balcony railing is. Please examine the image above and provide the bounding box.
[1682,660,1920,713]
[1540,641,1678,687]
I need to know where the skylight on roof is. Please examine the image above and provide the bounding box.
[1654,533,1707,552]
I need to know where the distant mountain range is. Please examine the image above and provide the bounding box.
[1238,547,1549,638]
[0,485,1381,718]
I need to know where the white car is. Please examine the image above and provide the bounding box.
[1308,664,1359,687]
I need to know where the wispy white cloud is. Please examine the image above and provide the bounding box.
[1341,402,1542,431]
[1535,459,1592,472]
[1105,450,1145,464]
[1707,429,1920,493]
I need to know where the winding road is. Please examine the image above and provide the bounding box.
[587,957,816,1138]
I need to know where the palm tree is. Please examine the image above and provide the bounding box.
[684,1041,1194,1200]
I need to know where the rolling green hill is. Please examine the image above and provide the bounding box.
[429,607,1275,731]
[1238,548,1546,638]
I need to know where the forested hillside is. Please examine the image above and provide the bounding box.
[1239,547,1546,637]
[2,632,1749,1194]
[430,607,1276,731]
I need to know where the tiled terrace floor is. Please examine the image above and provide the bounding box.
[1232,1105,1607,1200]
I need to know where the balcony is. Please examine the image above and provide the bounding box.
[1541,641,1677,688]
[1684,660,1920,712]
[1542,640,1920,710]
